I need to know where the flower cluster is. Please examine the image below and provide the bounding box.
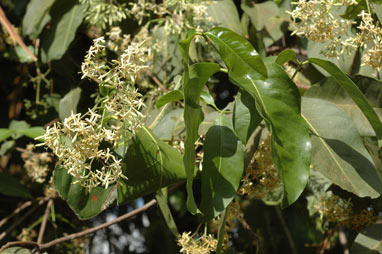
[316,194,379,230]
[39,32,147,190]
[238,136,280,199]
[127,0,216,35]
[21,143,52,183]
[39,111,125,189]
[354,11,382,70]
[288,0,356,58]
[80,0,128,29]
[177,232,217,254]
[289,0,382,69]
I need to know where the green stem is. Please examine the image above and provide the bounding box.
[216,207,229,254]
[365,0,372,14]
[291,60,307,80]
[219,68,228,74]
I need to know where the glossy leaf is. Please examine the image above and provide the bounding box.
[275,49,296,66]
[309,58,382,146]
[200,115,244,222]
[305,76,382,136]
[206,0,242,35]
[182,62,220,215]
[206,27,311,206]
[155,187,179,237]
[0,172,32,199]
[54,167,116,219]
[156,90,184,108]
[0,128,13,142]
[205,27,267,80]
[232,89,262,144]
[351,224,382,253]
[41,0,85,62]
[302,97,382,198]
[58,87,81,120]
[22,0,55,39]
[118,127,187,204]
[200,91,217,109]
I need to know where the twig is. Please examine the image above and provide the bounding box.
[0,201,33,229]
[146,71,168,92]
[38,199,157,250]
[274,206,298,254]
[0,241,39,252]
[0,184,182,252]
[37,199,53,245]
[0,6,37,62]
[0,198,49,242]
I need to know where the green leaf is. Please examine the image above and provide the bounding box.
[58,87,82,120]
[342,0,366,19]
[0,172,32,199]
[22,0,55,39]
[155,187,179,237]
[302,97,382,198]
[0,140,15,156]
[205,27,267,79]
[152,108,184,140]
[206,27,311,206]
[305,76,382,137]
[200,115,244,222]
[351,224,382,253]
[375,3,382,23]
[3,247,34,254]
[309,58,382,147]
[182,62,220,215]
[0,128,14,142]
[200,91,217,109]
[156,90,184,108]
[53,167,116,219]
[9,120,30,139]
[41,0,85,62]
[22,127,45,139]
[275,49,297,66]
[241,2,279,31]
[206,0,242,35]
[232,89,262,144]
[117,127,188,204]
[15,46,36,63]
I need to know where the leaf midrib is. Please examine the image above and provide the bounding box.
[302,114,359,194]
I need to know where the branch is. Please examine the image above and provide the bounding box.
[0,6,37,62]
[37,199,53,245]
[0,201,33,229]
[274,206,298,254]
[39,198,157,249]
[145,71,168,93]
[0,198,158,252]
[0,198,49,242]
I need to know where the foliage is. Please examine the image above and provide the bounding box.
[1,0,382,253]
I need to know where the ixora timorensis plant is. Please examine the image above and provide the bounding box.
[2,0,382,253]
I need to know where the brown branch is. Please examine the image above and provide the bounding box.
[0,183,183,252]
[39,198,157,250]
[0,6,37,62]
[145,71,168,93]
[0,198,49,242]
[0,201,33,229]
[274,206,298,254]
[0,241,39,252]
[37,199,53,245]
